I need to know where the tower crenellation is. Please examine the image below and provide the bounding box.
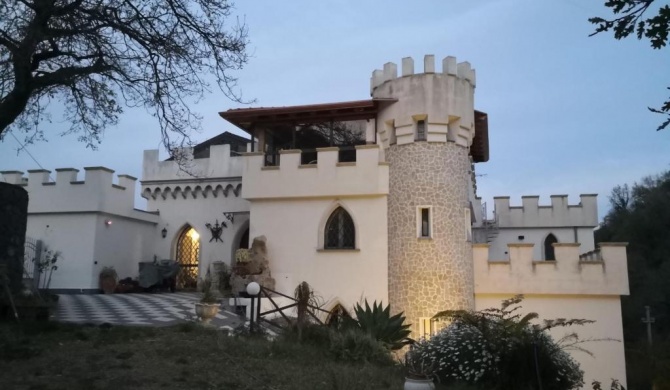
[370,55,476,93]
[372,55,476,149]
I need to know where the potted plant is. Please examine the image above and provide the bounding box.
[99,267,118,294]
[195,273,220,324]
[403,347,435,390]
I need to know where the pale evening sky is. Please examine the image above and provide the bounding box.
[1,0,669,218]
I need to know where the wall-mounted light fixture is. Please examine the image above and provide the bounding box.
[104,219,113,227]
[161,227,168,239]
[223,212,235,224]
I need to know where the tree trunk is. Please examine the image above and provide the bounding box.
[0,183,29,295]
[0,87,33,136]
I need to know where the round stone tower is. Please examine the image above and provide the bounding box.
[372,55,476,336]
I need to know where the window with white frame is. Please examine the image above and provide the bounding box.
[418,317,436,338]
[417,206,432,239]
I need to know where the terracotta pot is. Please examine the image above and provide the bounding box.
[195,303,220,324]
[404,378,435,390]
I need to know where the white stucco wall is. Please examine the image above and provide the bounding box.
[145,193,250,279]
[141,143,251,278]
[493,195,598,228]
[474,243,629,296]
[474,242,629,388]
[475,294,627,388]
[142,144,244,182]
[3,168,159,291]
[242,146,388,200]
[26,214,97,290]
[248,197,388,311]
[488,227,596,260]
[92,214,157,282]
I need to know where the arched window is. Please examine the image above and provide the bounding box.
[544,234,558,261]
[325,207,355,249]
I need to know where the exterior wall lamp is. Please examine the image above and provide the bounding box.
[161,227,168,239]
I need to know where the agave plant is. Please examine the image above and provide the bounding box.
[348,300,412,350]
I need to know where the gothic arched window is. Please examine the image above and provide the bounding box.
[325,207,356,249]
[544,233,558,261]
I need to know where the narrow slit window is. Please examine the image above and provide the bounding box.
[418,207,432,238]
[416,120,426,141]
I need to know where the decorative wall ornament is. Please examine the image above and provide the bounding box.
[205,220,226,243]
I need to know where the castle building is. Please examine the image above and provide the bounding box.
[1,55,629,387]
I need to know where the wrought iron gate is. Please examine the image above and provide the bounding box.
[176,228,199,290]
[23,236,42,289]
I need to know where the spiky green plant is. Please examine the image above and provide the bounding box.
[348,300,412,350]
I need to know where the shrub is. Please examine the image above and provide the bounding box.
[328,328,393,365]
[346,300,412,350]
[413,295,586,390]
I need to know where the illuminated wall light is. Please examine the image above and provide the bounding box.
[104,219,113,227]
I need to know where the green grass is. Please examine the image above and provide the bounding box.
[0,321,405,390]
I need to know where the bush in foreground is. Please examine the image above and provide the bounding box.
[412,295,587,390]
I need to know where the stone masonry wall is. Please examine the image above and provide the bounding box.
[387,142,474,336]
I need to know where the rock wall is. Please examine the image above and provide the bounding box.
[387,142,474,335]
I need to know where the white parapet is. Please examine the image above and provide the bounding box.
[142,144,244,183]
[0,168,157,223]
[241,145,388,200]
[473,243,629,296]
[493,194,598,228]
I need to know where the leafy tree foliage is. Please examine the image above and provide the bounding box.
[596,170,670,388]
[589,0,670,130]
[589,1,670,130]
[0,0,249,152]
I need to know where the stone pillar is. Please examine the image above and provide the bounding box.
[0,183,29,294]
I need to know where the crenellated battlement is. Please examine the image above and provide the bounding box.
[473,242,629,296]
[142,143,244,183]
[372,55,476,148]
[492,194,598,228]
[241,145,388,200]
[370,55,476,92]
[0,167,156,222]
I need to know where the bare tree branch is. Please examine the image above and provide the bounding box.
[0,0,251,151]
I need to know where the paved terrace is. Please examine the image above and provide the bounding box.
[55,292,246,330]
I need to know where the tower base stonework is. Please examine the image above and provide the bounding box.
[386,142,474,336]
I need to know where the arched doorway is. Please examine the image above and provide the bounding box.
[176,225,200,290]
[238,227,249,250]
